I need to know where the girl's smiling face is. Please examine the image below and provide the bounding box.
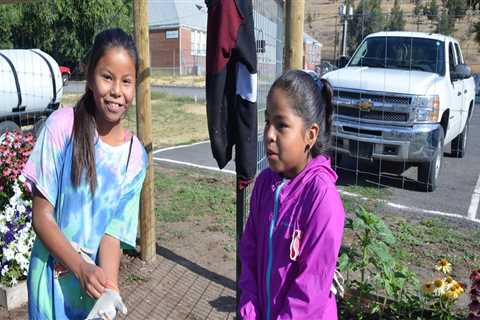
[264,88,318,178]
[90,47,136,131]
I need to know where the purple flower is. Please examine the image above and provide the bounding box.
[4,231,14,244]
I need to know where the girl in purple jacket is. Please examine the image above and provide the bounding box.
[239,70,345,320]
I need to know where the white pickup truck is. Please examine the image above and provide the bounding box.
[323,31,475,191]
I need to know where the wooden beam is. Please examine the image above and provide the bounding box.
[284,0,305,71]
[134,0,156,262]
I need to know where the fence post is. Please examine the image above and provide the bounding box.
[134,0,156,262]
[284,0,305,71]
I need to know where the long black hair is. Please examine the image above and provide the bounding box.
[267,69,333,157]
[71,28,138,193]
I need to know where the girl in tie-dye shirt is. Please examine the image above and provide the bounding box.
[22,28,147,319]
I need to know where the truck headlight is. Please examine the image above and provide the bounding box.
[412,95,440,122]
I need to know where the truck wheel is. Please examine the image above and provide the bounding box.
[451,121,468,158]
[33,116,47,138]
[0,121,21,143]
[418,128,444,192]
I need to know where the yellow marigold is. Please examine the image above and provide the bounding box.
[442,283,464,300]
[422,281,434,295]
[433,278,447,296]
[435,259,452,274]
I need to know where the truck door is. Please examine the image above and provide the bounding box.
[447,42,462,142]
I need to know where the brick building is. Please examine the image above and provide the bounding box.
[148,0,207,75]
[147,0,322,76]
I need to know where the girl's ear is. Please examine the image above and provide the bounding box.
[306,123,319,147]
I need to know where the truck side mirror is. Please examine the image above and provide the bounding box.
[337,56,350,68]
[452,64,472,81]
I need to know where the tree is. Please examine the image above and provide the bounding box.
[388,0,405,31]
[348,0,385,54]
[413,0,424,16]
[436,10,454,35]
[473,20,480,50]
[0,5,20,49]
[447,0,467,19]
[423,0,439,21]
[8,0,133,69]
[306,12,313,30]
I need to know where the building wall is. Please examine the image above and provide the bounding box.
[149,26,206,75]
[149,28,180,71]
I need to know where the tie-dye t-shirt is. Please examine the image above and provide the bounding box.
[22,107,147,319]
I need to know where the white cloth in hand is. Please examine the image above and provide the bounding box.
[85,289,127,320]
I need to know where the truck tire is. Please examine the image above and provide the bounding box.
[0,120,21,143]
[418,128,444,192]
[451,121,468,158]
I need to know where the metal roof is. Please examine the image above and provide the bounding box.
[148,0,207,31]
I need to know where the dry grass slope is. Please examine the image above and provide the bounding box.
[305,0,480,72]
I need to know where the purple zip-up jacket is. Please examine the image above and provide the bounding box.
[239,155,345,320]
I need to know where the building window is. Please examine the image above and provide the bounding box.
[165,30,178,39]
[191,30,206,56]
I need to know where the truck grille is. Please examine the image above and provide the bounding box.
[335,90,411,105]
[336,106,409,122]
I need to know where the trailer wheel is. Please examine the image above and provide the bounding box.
[0,121,21,143]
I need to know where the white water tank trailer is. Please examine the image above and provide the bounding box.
[0,49,63,136]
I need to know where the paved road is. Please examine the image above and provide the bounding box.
[63,81,205,101]
[154,105,480,220]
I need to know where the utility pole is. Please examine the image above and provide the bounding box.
[134,0,156,262]
[284,0,305,71]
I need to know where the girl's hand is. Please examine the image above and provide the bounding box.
[77,261,107,299]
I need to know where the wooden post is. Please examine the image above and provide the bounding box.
[134,0,156,262]
[284,0,305,71]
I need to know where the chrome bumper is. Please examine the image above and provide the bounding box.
[332,119,441,162]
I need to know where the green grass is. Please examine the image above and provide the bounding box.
[62,91,208,149]
[125,92,207,149]
[154,168,235,234]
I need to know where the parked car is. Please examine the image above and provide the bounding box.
[59,65,71,86]
[0,49,63,137]
[323,31,475,191]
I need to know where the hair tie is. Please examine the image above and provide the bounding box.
[303,70,323,90]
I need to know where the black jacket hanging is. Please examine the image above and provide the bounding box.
[205,0,258,182]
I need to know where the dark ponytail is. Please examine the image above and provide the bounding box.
[71,28,138,193]
[313,78,333,157]
[267,70,334,157]
[72,89,97,192]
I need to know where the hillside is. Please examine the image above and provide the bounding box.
[305,0,480,72]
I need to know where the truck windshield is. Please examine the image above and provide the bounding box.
[349,36,445,76]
